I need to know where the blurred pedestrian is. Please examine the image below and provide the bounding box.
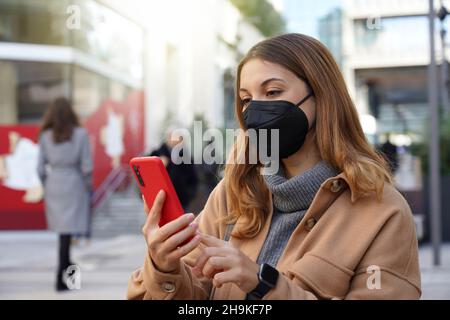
[37,97,93,291]
[379,132,399,174]
[188,138,220,213]
[149,126,198,211]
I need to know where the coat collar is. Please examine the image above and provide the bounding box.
[321,172,357,203]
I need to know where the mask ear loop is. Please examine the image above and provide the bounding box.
[295,92,314,107]
[296,91,315,129]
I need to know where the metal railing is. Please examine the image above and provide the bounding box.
[91,165,129,214]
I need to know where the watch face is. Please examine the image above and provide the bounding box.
[260,264,279,286]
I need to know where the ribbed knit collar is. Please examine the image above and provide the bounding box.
[263,160,338,213]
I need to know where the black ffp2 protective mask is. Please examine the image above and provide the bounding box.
[242,93,313,159]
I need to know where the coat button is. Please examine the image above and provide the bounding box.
[330,179,343,193]
[162,281,176,293]
[305,218,316,231]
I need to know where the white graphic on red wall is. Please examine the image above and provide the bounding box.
[100,108,125,169]
[0,132,44,203]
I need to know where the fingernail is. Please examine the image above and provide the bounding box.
[186,213,195,219]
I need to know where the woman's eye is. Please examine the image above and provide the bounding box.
[267,90,282,97]
[241,98,251,107]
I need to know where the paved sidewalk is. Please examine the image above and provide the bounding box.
[417,243,450,299]
[0,231,449,299]
[0,231,147,299]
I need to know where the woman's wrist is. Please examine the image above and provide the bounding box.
[148,251,180,274]
[245,262,261,293]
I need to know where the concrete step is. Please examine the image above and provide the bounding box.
[90,187,145,239]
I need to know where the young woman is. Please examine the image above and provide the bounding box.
[38,97,93,291]
[127,33,421,300]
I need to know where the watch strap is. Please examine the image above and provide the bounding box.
[248,264,278,300]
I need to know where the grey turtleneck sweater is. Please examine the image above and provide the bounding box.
[256,160,339,268]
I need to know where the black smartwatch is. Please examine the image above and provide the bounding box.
[248,263,279,300]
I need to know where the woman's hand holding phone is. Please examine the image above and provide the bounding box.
[141,190,202,273]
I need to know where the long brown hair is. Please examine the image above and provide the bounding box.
[224,33,392,239]
[41,97,80,143]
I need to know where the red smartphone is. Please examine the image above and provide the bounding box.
[129,156,185,227]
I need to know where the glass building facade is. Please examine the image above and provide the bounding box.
[0,0,144,124]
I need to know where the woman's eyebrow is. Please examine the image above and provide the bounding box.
[240,78,286,93]
[260,77,286,87]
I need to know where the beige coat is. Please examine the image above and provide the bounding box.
[127,172,421,300]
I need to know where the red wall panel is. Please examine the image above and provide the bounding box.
[0,90,145,230]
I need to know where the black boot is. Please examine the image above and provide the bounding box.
[56,234,72,292]
[56,268,70,292]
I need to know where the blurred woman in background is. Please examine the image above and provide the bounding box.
[38,97,93,291]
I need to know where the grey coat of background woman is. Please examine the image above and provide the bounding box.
[37,126,93,234]
[37,97,93,291]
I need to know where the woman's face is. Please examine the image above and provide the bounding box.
[239,58,316,128]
